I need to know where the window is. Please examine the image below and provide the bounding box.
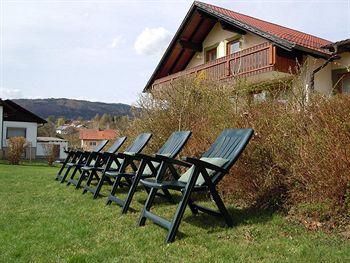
[339,73,350,94]
[205,47,217,62]
[89,141,97,146]
[227,40,240,55]
[6,127,26,139]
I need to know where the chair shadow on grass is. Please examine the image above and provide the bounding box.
[183,206,274,231]
[133,190,275,239]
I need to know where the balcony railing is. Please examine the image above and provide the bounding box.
[152,42,293,89]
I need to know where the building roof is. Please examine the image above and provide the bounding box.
[322,38,350,53]
[144,1,332,91]
[198,1,331,54]
[79,129,117,140]
[0,99,47,124]
[37,137,68,142]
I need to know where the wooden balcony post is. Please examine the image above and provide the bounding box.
[226,59,231,77]
[269,45,276,65]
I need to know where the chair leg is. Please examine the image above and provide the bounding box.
[162,189,175,203]
[188,198,199,214]
[92,173,107,199]
[121,160,147,214]
[60,166,72,183]
[210,188,234,227]
[75,170,87,189]
[66,167,79,186]
[138,187,159,226]
[106,176,123,205]
[165,168,201,243]
[55,162,67,180]
[82,170,94,194]
[165,188,192,243]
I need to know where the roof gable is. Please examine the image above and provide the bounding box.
[144,1,332,91]
[0,99,47,124]
[79,129,117,140]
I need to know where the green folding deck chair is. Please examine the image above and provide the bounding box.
[56,140,109,183]
[67,136,128,189]
[138,128,253,243]
[104,131,192,214]
[82,133,153,198]
[65,138,126,188]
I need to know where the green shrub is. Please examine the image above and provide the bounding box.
[42,144,60,166]
[7,137,27,165]
[126,74,350,222]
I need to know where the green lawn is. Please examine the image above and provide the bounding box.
[0,163,349,262]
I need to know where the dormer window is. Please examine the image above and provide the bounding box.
[227,40,240,55]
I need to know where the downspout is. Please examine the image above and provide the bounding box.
[309,54,340,91]
[0,103,3,156]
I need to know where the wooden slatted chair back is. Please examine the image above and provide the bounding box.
[202,129,253,184]
[124,133,152,154]
[107,137,127,153]
[157,131,191,158]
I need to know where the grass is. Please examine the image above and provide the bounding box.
[0,163,349,262]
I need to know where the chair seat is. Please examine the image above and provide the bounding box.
[66,162,76,167]
[81,165,96,171]
[141,178,208,191]
[104,169,126,178]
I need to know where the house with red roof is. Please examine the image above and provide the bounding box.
[145,1,350,96]
[79,129,118,151]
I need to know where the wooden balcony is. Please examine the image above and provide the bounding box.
[152,42,297,89]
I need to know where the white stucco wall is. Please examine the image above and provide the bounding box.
[2,121,38,147]
[186,22,266,69]
[36,141,68,159]
[0,106,3,149]
[335,52,350,70]
[306,52,350,95]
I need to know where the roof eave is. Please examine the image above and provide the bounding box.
[293,44,330,59]
[143,2,198,92]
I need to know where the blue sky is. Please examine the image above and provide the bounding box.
[1,0,349,105]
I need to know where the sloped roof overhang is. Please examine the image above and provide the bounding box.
[143,1,330,92]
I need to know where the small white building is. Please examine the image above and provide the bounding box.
[56,125,77,135]
[0,99,47,159]
[36,137,68,160]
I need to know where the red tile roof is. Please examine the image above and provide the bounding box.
[197,1,332,54]
[79,129,117,140]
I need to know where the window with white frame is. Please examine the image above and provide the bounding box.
[6,127,26,139]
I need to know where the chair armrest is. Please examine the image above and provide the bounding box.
[102,152,115,158]
[154,154,191,168]
[183,157,227,173]
[116,152,136,159]
[133,153,159,162]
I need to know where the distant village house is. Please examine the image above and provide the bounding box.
[79,129,118,151]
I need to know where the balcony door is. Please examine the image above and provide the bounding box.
[227,40,240,55]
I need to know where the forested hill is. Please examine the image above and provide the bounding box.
[13,98,133,120]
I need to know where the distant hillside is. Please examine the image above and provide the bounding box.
[13,98,133,120]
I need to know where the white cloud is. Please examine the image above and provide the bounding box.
[0,87,23,99]
[134,27,172,55]
[107,35,126,49]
